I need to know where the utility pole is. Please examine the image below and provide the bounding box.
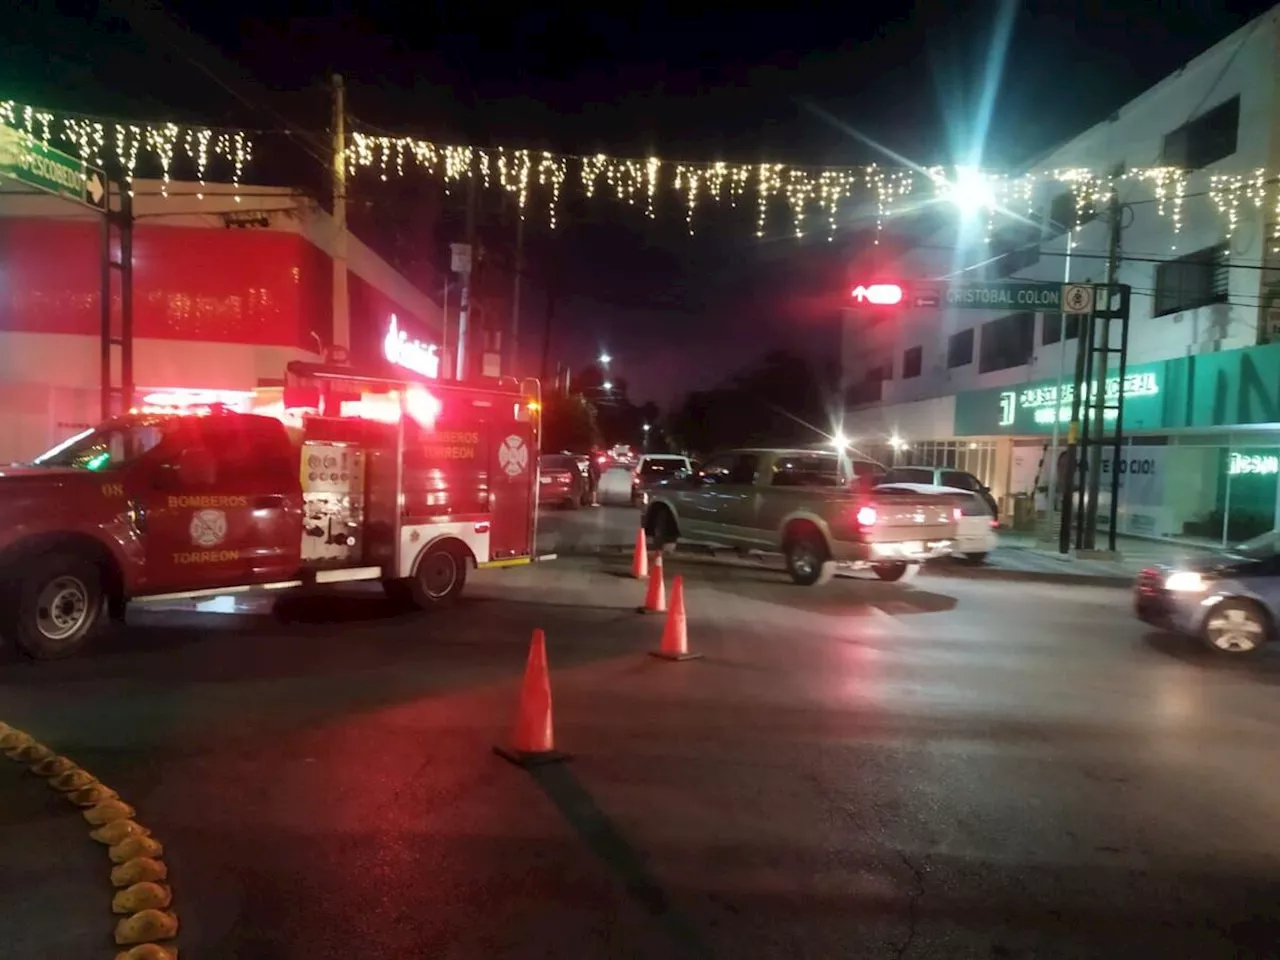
[454,172,479,380]
[1082,185,1124,549]
[541,267,556,384]
[1045,230,1072,533]
[510,211,525,378]
[331,74,350,354]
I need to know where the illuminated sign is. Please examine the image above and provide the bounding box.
[1228,452,1280,476]
[998,372,1160,427]
[383,315,440,379]
[851,284,903,306]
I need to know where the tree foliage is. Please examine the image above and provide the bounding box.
[666,350,831,457]
[541,394,601,453]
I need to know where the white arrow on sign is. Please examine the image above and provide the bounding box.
[86,172,104,206]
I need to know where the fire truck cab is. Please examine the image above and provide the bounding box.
[0,362,542,660]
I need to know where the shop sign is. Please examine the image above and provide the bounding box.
[383,314,439,379]
[995,372,1160,429]
[1228,452,1280,476]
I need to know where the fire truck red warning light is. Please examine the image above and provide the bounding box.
[850,284,904,306]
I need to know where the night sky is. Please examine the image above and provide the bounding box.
[2,0,1274,405]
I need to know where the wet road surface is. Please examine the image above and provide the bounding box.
[3,550,1280,959]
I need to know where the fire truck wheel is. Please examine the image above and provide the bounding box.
[410,542,468,608]
[11,553,107,660]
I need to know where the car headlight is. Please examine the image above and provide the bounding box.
[1164,570,1209,592]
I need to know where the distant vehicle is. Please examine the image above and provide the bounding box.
[1136,530,1280,656]
[538,453,589,509]
[880,465,998,520]
[631,454,693,505]
[641,448,958,585]
[875,482,997,564]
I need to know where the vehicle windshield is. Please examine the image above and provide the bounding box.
[1230,529,1280,559]
[641,459,683,476]
[30,421,167,471]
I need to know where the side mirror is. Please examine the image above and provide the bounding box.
[177,447,217,486]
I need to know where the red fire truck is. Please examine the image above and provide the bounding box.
[0,362,543,660]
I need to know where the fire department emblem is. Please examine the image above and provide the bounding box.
[498,435,528,477]
[189,509,227,548]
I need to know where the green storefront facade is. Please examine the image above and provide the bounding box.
[952,342,1280,543]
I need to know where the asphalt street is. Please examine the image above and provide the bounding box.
[3,511,1280,958]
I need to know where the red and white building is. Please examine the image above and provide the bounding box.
[0,179,443,462]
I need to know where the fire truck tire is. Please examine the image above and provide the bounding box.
[409,542,468,608]
[10,553,107,660]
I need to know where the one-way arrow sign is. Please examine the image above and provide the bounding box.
[0,120,107,212]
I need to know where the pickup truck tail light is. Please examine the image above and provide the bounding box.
[990,518,999,529]
[953,506,963,522]
[856,505,877,527]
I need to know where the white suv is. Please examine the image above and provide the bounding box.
[632,454,693,505]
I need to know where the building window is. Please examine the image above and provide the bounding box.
[1162,96,1239,171]
[1042,313,1080,344]
[947,328,974,368]
[978,312,1034,374]
[1154,244,1229,317]
[1045,190,1097,238]
[867,361,892,382]
[902,345,923,379]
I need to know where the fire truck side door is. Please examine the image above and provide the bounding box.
[136,417,301,593]
[489,421,536,558]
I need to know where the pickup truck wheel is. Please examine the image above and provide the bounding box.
[11,553,106,660]
[958,552,988,566]
[872,561,913,582]
[785,533,831,586]
[410,542,468,608]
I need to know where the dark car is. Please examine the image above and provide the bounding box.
[538,454,589,509]
[1135,530,1280,656]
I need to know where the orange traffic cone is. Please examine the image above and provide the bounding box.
[632,527,649,579]
[637,553,667,614]
[494,630,571,766]
[650,575,703,662]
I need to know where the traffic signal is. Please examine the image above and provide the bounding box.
[850,283,904,306]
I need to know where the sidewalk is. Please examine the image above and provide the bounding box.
[977,531,1221,586]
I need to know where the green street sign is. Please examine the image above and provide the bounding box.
[945,281,1064,311]
[0,122,106,211]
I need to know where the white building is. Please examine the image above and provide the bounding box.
[841,7,1280,545]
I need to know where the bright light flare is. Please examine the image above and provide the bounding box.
[939,166,995,216]
[851,283,903,306]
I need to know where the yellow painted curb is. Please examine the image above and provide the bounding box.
[1,724,180,958]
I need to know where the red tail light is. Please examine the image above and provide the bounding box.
[953,506,962,522]
[856,505,878,526]
[989,518,998,528]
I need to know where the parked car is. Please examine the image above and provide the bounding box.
[641,448,958,584]
[880,465,999,520]
[538,453,588,509]
[875,482,997,563]
[631,454,694,504]
[1135,530,1280,656]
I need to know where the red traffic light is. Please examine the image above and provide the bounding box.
[851,283,904,306]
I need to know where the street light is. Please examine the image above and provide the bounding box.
[602,380,613,391]
[599,352,612,366]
